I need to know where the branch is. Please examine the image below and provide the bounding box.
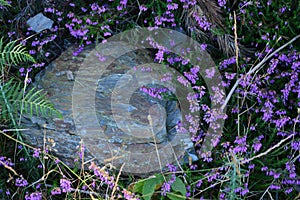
[221,34,300,110]
[241,133,296,164]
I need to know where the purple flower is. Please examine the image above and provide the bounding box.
[167,3,178,10]
[196,180,203,188]
[122,189,139,200]
[285,187,293,194]
[67,12,74,18]
[51,187,61,195]
[218,0,226,7]
[261,166,268,171]
[248,164,255,169]
[91,3,99,11]
[60,178,72,193]
[104,32,111,37]
[32,62,45,68]
[233,136,248,154]
[95,53,106,62]
[241,188,249,196]
[73,46,84,56]
[33,148,40,158]
[219,57,236,69]
[15,176,28,187]
[269,184,281,190]
[19,68,25,73]
[139,5,147,11]
[193,14,211,31]
[225,72,236,80]
[29,50,36,55]
[8,31,15,37]
[98,6,106,14]
[25,192,42,200]
[200,43,207,51]
[166,164,177,172]
[161,182,171,196]
[155,49,164,63]
[252,141,262,152]
[181,59,189,65]
[273,172,281,179]
[117,5,123,10]
[279,6,287,13]
[44,7,54,13]
[205,67,215,79]
[89,162,115,188]
[291,141,299,150]
[184,71,197,84]
[160,72,172,82]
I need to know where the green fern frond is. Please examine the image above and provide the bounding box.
[0,0,11,6]
[0,80,62,122]
[20,87,63,119]
[0,79,17,123]
[0,37,35,69]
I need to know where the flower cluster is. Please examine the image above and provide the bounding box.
[161,164,177,196]
[25,192,42,200]
[60,178,72,193]
[0,0,299,199]
[89,162,115,188]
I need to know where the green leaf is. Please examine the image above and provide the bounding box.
[0,37,35,70]
[0,0,11,6]
[133,180,144,194]
[141,175,164,200]
[171,177,186,197]
[0,79,62,122]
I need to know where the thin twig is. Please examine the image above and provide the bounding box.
[0,160,19,176]
[110,163,125,200]
[233,11,239,68]
[241,133,296,164]
[233,11,241,137]
[221,34,300,110]
[135,0,142,23]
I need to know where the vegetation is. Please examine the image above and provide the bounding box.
[0,0,299,199]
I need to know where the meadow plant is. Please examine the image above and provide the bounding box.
[0,0,299,199]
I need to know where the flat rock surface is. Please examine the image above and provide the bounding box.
[22,44,192,175]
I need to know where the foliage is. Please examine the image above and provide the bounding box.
[0,37,62,127]
[0,79,62,121]
[0,0,299,199]
[0,0,10,7]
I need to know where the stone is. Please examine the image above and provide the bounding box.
[21,44,194,176]
[27,13,53,33]
[66,70,74,81]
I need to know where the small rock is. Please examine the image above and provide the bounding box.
[27,13,53,33]
[66,70,74,81]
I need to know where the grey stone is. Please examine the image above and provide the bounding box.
[21,45,195,175]
[66,70,74,81]
[27,13,53,33]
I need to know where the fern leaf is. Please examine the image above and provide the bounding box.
[0,80,63,122]
[19,87,62,119]
[0,79,18,124]
[0,0,11,6]
[0,37,35,68]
